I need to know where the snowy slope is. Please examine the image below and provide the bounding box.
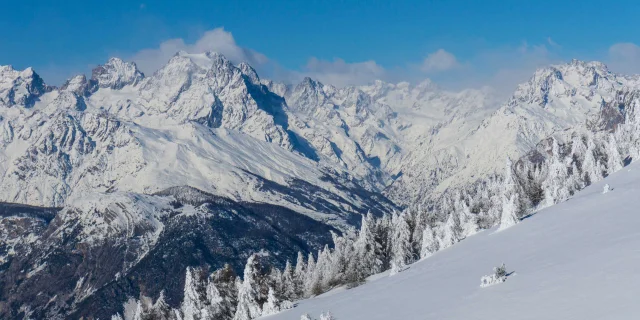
[266,162,640,320]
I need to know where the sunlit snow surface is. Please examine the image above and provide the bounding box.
[265,164,640,320]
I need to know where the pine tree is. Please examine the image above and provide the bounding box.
[132,300,144,320]
[439,210,463,249]
[498,157,520,231]
[267,266,284,299]
[233,255,263,320]
[293,251,306,297]
[111,314,124,320]
[582,137,604,184]
[181,267,206,320]
[261,287,280,316]
[374,212,393,271]
[147,291,174,320]
[327,231,349,286]
[542,138,570,207]
[300,314,313,320]
[420,224,439,259]
[208,264,238,320]
[390,212,412,275]
[354,212,381,276]
[303,253,317,297]
[281,260,296,301]
[456,198,478,237]
[607,134,623,174]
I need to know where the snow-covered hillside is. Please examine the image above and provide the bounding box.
[266,162,640,320]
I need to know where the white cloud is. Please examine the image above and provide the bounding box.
[130,28,268,75]
[607,43,640,74]
[547,37,560,48]
[421,49,459,73]
[126,27,386,87]
[298,57,386,87]
[436,41,560,99]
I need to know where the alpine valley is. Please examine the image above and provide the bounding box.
[1,51,639,319]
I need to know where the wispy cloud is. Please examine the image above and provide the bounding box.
[127,28,386,87]
[295,57,386,87]
[129,28,268,76]
[123,28,576,97]
[421,49,460,73]
[607,42,640,74]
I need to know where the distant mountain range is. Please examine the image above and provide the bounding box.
[0,51,635,318]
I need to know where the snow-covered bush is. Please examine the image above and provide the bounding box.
[603,184,611,194]
[480,263,508,288]
[319,312,336,320]
[300,312,336,320]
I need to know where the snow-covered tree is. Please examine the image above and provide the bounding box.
[354,212,381,276]
[456,198,478,237]
[294,251,306,297]
[261,287,280,316]
[607,134,623,174]
[542,138,571,207]
[281,260,296,300]
[111,314,124,320]
[304,253,317,296]
[374,212,393,270]
[420,225,439,259]
[498,157,520,231]
[300,314,313,320]
[480,263,508,288]
[390,212,412,275]
[603,184,611,194]
[233,255,263,320]
[147,291,174,320]
[439,210,463,249]
[182,267,207,320]
[582,137,604,184]
[319,312,336,320]
[208,264,238,320]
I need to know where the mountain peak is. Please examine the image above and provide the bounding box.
[91,58,144,90]
[238,62,260,84]
[0,65,51,107]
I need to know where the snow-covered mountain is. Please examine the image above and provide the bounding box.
[1,51,639,319]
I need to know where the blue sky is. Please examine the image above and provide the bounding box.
[3,0,640,93]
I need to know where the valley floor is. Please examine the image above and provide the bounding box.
[264,163,640,320]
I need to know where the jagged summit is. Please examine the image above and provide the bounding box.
[91,57,144,90]
[510,60,621,108]
[0,65,52,108]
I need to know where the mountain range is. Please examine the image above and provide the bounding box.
[0,51,634,319]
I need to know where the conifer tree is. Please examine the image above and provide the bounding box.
[281,260,297,300]
[439,210,463,249]
[582,137,604,184]
[304,253,317,297]
[390,212,412,275]
[208,264,238,320]
[147,291,174,320]
[542,138,570,207]
[294,252,306,297]
[181,267,206,320]
[261,287,280,316]
[607,134,623,174]
[233,255,263,320]
[498,157,520,231]
[420,224,439,259]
